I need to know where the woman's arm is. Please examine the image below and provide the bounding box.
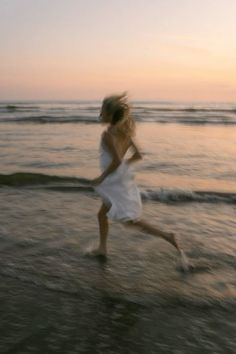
[126,138,142,165]
[92,132,122,185]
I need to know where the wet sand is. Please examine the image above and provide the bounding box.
[1,275,236,354]
[1,190,236,353]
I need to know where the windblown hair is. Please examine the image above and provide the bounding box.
[102,93,135,137]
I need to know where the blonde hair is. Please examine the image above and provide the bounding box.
[102,93,135,137]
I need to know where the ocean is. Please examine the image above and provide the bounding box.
[0,101,236,353]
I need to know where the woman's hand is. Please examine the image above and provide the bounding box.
[90,176,104,186]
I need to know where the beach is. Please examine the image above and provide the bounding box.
[0,101,236,353]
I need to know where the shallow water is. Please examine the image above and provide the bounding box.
[1,122,236,193]
[1,189,236,353]
[1,101,236,352]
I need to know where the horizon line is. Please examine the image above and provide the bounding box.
[0,98,235,104]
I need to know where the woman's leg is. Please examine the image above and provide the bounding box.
[92,203,110,256]
[126,219,181,252]
[126,219,190,271]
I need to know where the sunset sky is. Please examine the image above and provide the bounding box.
[1,0,236,101]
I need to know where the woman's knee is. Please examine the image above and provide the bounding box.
[124,219,140,228]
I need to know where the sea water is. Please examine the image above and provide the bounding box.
[0,101,236,353]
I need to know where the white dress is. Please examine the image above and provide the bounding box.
[94,140,142,222]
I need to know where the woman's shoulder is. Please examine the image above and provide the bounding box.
[102,128,117,140]
[103,127,132,147]
[102,129,111,140]
[101,130,114,148]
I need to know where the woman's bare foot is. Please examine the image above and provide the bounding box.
[179,249,190,272]
[90,247,107,257]
[164,232,180,251]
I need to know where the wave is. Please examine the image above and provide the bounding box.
[2,104,236,113]
[142,189,236,204]
[0,172,91,187]
[176,117,236,125]
[1,173,236,204]
[134,107,236,113]
[0,104,41,112]
[0,105,86,112]
[0,115,98,124]
[1,115,236,125]
[1,101,236,125]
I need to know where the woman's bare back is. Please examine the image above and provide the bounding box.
[105,128,133,160]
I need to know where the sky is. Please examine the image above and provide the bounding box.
[1,0,236,101]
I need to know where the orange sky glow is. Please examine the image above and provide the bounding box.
[1,0,236,101]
